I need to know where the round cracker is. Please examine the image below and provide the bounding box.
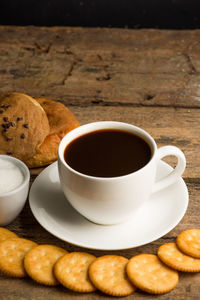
[89,255,135,296]
[54,252,96,293]
[0,238,37,277]
[177,229,200,258]
[24,244,67,286]
[126,254,178,294]
[0,227,18,243]
[158,242,200,272]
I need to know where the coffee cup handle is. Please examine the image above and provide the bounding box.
[152,146,186,193]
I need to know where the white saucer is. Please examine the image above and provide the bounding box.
[29,161,189,251]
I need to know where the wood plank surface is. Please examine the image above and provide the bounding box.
[0,26,200,299]
[1,27,200,107]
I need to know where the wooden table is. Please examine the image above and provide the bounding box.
[0,26,200,299]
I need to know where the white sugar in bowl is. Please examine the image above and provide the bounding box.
[0,155,30,225]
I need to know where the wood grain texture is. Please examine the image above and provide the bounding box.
[1,27,200,107]
[0,26,200,299]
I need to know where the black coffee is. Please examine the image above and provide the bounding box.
[64,129,152,177]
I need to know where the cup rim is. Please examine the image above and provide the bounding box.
[0,155,30,197]
[58,121,157,180]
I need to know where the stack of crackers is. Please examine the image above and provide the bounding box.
[0,227,200,296]
[0,92,80,168]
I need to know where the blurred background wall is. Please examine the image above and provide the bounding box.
[0,0,200,28]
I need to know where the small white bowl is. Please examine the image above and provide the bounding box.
[0,155,30,226]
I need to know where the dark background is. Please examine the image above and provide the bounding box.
[0,0,200,29]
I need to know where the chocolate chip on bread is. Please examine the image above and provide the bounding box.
[0,92,50,161]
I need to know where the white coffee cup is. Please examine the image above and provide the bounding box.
[58,121,186,225]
